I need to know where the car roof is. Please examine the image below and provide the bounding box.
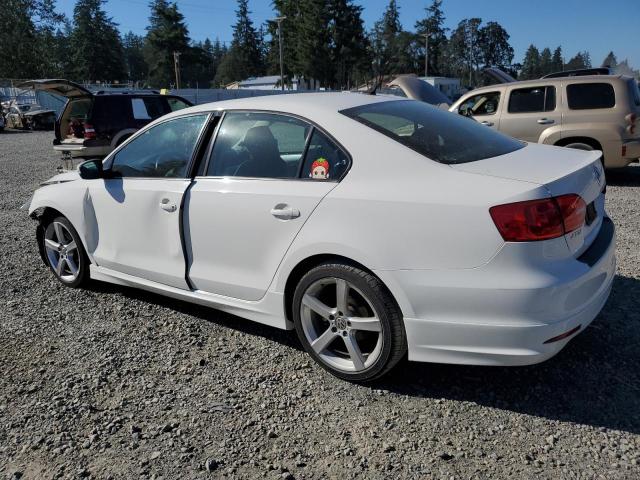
[469,74,628,93]
[165,92,402,121]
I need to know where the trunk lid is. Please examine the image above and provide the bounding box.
[18,79,92,98]
[452,142,606,256]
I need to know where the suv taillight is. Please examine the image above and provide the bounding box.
[83,122,96,139]
[490,194,586,242]
[626,113,637,135]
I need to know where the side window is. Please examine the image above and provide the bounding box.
[458,92,500,116]
[110,114,208,178]
[302,130,349,180]
[567,83,615,110]
[131,97,170,120]
[167,97,191,111]
[508,86,556,113]
[206,112,310,179]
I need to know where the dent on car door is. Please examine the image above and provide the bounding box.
[85,113,210,288]
[185,111,350,301]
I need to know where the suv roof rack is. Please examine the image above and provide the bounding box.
[94,90,160,95]
[542,67,611,79]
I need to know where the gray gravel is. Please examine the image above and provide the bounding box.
[1,129,639,479]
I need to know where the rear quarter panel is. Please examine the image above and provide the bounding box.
[273,119,549,291]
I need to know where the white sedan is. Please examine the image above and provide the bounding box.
[28,93,616,381]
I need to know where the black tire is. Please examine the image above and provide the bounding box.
[292,262,407,382]
[41,216,90,288]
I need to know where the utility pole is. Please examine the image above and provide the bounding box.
[173,51,182,90]
[271,16,287,91]
[422,33,429,77]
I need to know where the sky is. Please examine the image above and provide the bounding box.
[55,0,640,68]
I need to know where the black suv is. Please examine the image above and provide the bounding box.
[20,80,192,158]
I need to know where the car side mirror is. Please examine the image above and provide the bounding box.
[78,159,104,179]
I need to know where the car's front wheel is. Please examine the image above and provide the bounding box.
[42,216,89,288]
[292,263,407,382]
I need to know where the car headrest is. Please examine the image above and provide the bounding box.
[242,126,278,153]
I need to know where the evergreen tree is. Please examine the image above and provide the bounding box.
[70,0,126,81]
[447,18,482,85]
[565,51,591,70]
[370,0,403,80]
[415,0,448,76]
[520,44,541,79]
[294,0,332,86]
[0,0,65,78]
[478,21,513,70]
[122,32,148,82]
[214,0,264,86]
[265,0,301,84]
[539,47,552,75]
[601,51,618,69]
[145,0,191,87]
[329,0,370,89]
[551,46,563,72]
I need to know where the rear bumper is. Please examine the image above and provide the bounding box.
[379,218,616,366]
[53,143,111,158]
[622,140,640,160]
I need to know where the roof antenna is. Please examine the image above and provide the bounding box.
[367,80,380,95]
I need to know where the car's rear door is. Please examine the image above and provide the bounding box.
[185,111,350,301]
[499,84,561,142]
[86,113,210,288]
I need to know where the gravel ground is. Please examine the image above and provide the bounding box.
[1,130,639,480]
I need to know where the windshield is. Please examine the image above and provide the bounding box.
[340,100,524,164]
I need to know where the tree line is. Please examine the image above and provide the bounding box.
[1,0,637,90]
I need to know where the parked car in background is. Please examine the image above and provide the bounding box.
[379,75,452,109]
[4,103,56,130]
[0,108,4,132]
[19,80,192,158]
[451,74,640,169]
[28,93,614,381]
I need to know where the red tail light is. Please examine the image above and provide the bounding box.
[490,194,586,242]
[626,113,637,135]
[83,123,96,139]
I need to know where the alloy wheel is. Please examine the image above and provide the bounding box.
[44,221,81,283]
[300,277,383,373]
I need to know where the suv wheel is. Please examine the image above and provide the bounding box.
[292,263,407,382]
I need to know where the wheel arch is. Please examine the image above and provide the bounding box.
[32,207,66,265]
[282,254,413,325]
[554,136,603,151]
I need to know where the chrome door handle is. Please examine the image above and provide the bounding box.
[270,203,300,220]
[160,198,177,212]
[480,121,494,126]
[537,118,555,125]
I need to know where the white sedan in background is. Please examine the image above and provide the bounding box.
[28,93,615,382]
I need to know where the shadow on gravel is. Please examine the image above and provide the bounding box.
[84,281,304,351]
[376,274,640,435]
[85,274,640,434]
[1,129,33,134]
[606,165,640,187]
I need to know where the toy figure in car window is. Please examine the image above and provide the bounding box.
[310,157,330,179]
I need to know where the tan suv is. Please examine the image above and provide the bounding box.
[450,75,640,168]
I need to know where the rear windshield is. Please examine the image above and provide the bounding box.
[340,100,524,164]
[567,83,615,110]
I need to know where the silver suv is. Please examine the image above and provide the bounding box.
[450,75,640,168]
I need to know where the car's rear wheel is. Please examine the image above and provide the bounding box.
[292,263,406,382]
[42,216,89,288]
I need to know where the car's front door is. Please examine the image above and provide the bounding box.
[185,111,350,301]
[86,113,209,288]
[499,85,561,142]
[456,89,504,130]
